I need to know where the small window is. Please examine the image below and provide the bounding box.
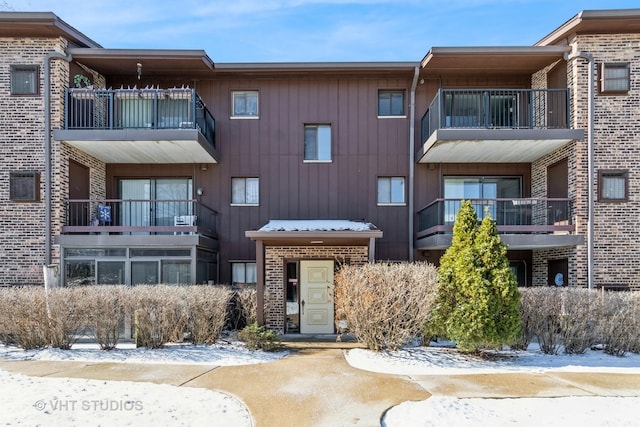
[377,177,405,205]
[304,124,331,161]
[231,177,259,205]
[378,90,405,116]
[11,65,39,95]
[232,91,259,117]
[232,262,257,286]
[598,170,628,202]
[10,171,40,202]
[600,63,630,93]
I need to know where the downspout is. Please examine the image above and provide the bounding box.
[44,51,73,265]
[408,66,420,261]
[564,50,594,290]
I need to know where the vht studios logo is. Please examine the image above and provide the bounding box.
[34,399,143,412]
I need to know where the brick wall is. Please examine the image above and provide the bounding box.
[0,37,69,285]
[263,245,369,332]
[568,34,640,288]
[0,37,106,285]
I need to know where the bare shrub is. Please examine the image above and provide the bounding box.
[598,291,638,357]
[519,288,563,354]
[86,285,128,350]
[234,287,258,328]
[334,261,439,351]
[127,285,187,349]
[559,288,601,354]
[0,287,49,350]
[510,288,538,350]
[629,292,640,354]
[46,287,92,349]
[184,285,234,344]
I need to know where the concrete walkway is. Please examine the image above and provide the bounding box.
[1,341,640,427]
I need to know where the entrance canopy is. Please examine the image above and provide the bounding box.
[245,220,383,253]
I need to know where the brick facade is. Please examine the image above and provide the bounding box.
[567,34,640,288]
[263,246,369,332]
[0,37,69,284]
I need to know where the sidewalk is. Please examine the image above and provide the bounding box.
[1,342,639,427]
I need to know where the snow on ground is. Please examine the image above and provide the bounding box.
[1,340,640,426]
[0,341,288,365]
[345,343,640,427]
[0,369,250,427]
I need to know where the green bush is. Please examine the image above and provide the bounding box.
[238,322,282,351]
[431,201,521,352]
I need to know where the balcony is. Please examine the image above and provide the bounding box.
[54,87,218,164]
[61,199,218,238]
[416,198,584,250]
[418,88,584,163]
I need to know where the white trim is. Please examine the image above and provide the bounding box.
[303,160,332,164]
[377,203,407,206]
[230,115,260,120]
[230,203,260,207]
[377,115,407,119]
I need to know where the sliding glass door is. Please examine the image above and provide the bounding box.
[119,178,193,233]
[444,177,521,224]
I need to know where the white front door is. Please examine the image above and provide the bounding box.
[300,260,334,334]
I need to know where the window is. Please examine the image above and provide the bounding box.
[600,63,630,93]
[599,170,628,202]
[232,262,257,286]
[378,90,405,116]
[231,177,259,205]
[304,124,331,161]
[232,91,259,117]
[10,171,40,202]
[377,177,405,205]
[11,65,39,95]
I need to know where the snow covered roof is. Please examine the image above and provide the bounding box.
[257,220,377,232]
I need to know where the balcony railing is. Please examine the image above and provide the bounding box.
[420,88,570,146]
[63,199,217,237]
[64,87,215,149]
[417,198,573,236]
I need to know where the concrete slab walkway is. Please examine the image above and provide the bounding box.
[2,342,640,427]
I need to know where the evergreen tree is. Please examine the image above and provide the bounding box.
[431,201,521,352]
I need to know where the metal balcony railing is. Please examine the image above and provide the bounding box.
[420,88,570,147]
[63,199,217,237]
[64,87,215,149]
[417,198,573,235]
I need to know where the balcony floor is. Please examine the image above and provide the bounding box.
[416,232,584,251]
[417,128,584,163]
[54,129,218,164]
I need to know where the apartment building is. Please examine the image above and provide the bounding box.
[0,9,638,332]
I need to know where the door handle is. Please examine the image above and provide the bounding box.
[301,300,305,315]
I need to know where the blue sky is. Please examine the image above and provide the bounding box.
[7,1,640,62]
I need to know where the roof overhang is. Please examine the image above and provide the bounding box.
[0,12,100,48]
[417,128,584,163]
[420,46,569,76]
[537,9,640,46]
[67,48,215,79]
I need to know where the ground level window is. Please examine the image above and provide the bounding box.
[232,262,256,286]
